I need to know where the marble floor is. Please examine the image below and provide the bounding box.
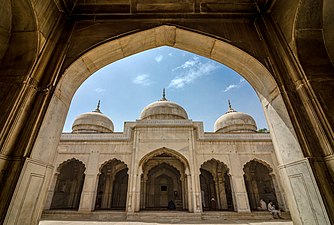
[40,210,293,225]
[40,221,293,225]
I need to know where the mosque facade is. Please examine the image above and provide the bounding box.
[44,94,287,215]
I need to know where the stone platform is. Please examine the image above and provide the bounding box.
[40,210,292,224]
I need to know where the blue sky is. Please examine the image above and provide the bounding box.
[63,46,268,132]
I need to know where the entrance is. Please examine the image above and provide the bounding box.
[141,152,187,210]
[200,159,233,211]
[50,159,85,210]
[243,160,278,211]
[95,159,128,210]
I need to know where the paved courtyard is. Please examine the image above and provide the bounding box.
[40,220,293,225]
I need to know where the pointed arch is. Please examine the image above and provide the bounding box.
[139,147,190,172]
[140,148,189,210]
[243,159,278,211]
[95,158,129,210]
[50,158,86,210]
[200,158,233,211]
[30,23,308,221]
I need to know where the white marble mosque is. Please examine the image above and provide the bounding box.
[44,90,287,216]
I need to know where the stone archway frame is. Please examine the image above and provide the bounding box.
[243,158,273,175]
[98,158,129,176]
[242,158,286,211]
[44,158,87,210]
[6,25,330,225]
[139,148,190,175]
[56,158,87,173]
[200,158,231,176]
[137,147,191,211]
[46,158,86,210]
[199,158,232,210]
[96,158,129,210]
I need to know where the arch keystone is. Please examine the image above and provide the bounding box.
[154,25,176,47]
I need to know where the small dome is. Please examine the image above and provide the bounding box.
[72,101,114,133]
[214,101,257,133]
[140,89,188,120]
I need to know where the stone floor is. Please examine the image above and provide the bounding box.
[40,220,293,225]
[39,211,293,225]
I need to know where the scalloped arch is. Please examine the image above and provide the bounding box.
[243,158,273,173]
[200,158,230,173]
[98,158,128,174]
[56,158,86,173]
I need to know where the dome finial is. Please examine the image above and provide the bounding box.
[160,88,167,101]
[226,99,236,114]
[93,100,101,113]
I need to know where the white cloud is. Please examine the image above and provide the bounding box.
[168,53,173,57]
[132,74,152,86]
[95,88,106,93]
[223,78,246,92]
[223,84,238,92]
[169,58,218,88]
[173,57,199,71]
[155,55,163,63]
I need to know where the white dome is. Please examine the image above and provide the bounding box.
[214,104,257,133]
[140,90,188,120]
[140,100,188,120]
[72,103,114,133]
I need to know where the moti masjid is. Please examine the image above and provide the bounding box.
[0,1,333,225]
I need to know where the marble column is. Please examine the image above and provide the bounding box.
[229,153,251,212]
[230,174,251,212]
[79,151,99,211]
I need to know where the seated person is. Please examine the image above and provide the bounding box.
[257,199,267,211]
[167,200,176,210]
[268,200,283,219]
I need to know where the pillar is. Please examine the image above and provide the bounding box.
[230,174,251,212]
[229,153,251,212]
[78,151,99,211]
[261,94,331,225]
[44,173,58,210]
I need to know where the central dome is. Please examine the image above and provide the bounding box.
[140,89,188,120]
